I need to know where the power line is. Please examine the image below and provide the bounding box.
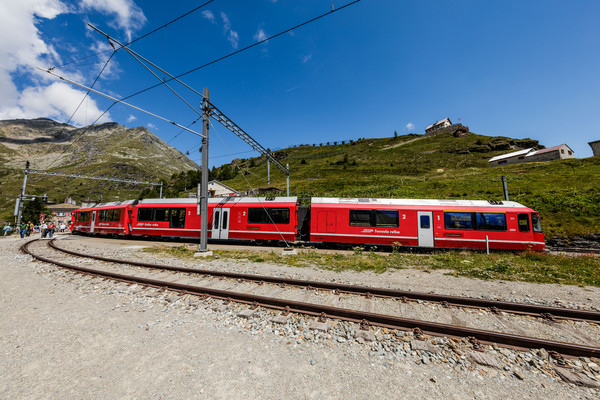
[45,50,117,170]
[101,0,362,105]
[52,0,217,70]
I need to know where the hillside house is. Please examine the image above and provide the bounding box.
[425,118,452,135]
[208,180,239,197]
[589,140,600,157]
[488,148,535,166]
[488,144,575,167]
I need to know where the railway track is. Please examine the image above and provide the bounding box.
[21,238,600,360]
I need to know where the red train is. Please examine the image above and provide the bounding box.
[70,196,545,251]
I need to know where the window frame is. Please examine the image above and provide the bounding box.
[349,209,399,228]
[247,207,290,225]
[518,213,530,233]
[475,212,507,231]
[532,213,543,233]
[444,212,474,230]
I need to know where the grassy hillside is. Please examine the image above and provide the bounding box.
[217,132,599,238]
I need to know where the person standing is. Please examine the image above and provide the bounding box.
[19,222,27,238]
[47,221,56,238]
[25,221,33,237]
[41,221,48,238]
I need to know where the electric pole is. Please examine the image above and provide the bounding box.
[197,88,211,255]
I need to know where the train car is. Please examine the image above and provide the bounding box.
[309,198,544,251]
[71,200,136,236]
[128,197,299,242]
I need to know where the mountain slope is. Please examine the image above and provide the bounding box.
[0,118,198,222]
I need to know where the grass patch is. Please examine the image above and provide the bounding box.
[144,247,600,287]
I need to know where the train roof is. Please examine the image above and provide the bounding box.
[311,197,529,208]
[137,197,298,205]
[76,200,137,210]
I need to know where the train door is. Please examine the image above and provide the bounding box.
[90,210,97,233]
[417,211,434,247]
[212,208,230,239]
[317,211,336,233]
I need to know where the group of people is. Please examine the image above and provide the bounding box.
[2,221,67,238]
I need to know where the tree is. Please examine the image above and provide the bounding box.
[394,130,398,138]
[22,198,48,223]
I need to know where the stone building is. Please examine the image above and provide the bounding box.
[589,140,600,157]
[425,118,452,135]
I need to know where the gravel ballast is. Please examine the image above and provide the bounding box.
[1,235,599,399]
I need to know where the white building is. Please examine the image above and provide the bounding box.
[207,180,239,197]
[489,144,575,167]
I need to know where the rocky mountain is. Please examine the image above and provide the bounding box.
[0,118,198,221]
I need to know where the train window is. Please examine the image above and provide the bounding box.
[169,208,186,228]
[98,209,121,222]
[476,213,506,231]
[78,211,90,222]
[138,208,152,221]
[518,213,530,232]
[154,208,169,222]
[420,215,430,229]
[349,210,372,227]
[444,212,473,230]
[375,210,399,227]
[214,211,220,229]
[532,213,543,233]
[248,208,290,224]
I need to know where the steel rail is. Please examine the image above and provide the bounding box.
[22,239,600,358]
[48,239,600,323]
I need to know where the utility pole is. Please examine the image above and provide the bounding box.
[502,176,509,201]
[15,161,30,228]
[267,159,270,185]
[286,163,290,197]
[196,88,212,256]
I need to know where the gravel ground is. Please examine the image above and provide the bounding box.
[1,234,599,399]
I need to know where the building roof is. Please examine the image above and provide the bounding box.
[488,148,534,163]
[47,203,80,211]
[589,140,600,145]
[425,118,451,131]
[526,144,573,157]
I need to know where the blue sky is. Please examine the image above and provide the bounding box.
[2,0,599,169]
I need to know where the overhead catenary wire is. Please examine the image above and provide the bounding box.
[89,1,362,107]
[51,0,217,70]
[44,50,117,170]
[89,25,289,174]
[37,68,205,139]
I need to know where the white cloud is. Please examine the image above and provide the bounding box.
[201,10,215,23]
[405,122,415,131]
[302,54,312,63]
[147,122,157,130]
[127,114,136,123]
[254,28,268,43]
[80,0,146,42]
[220,12,239,49]
[227,31,239,49]
[1,82,110,125]
[0,0,146,125]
